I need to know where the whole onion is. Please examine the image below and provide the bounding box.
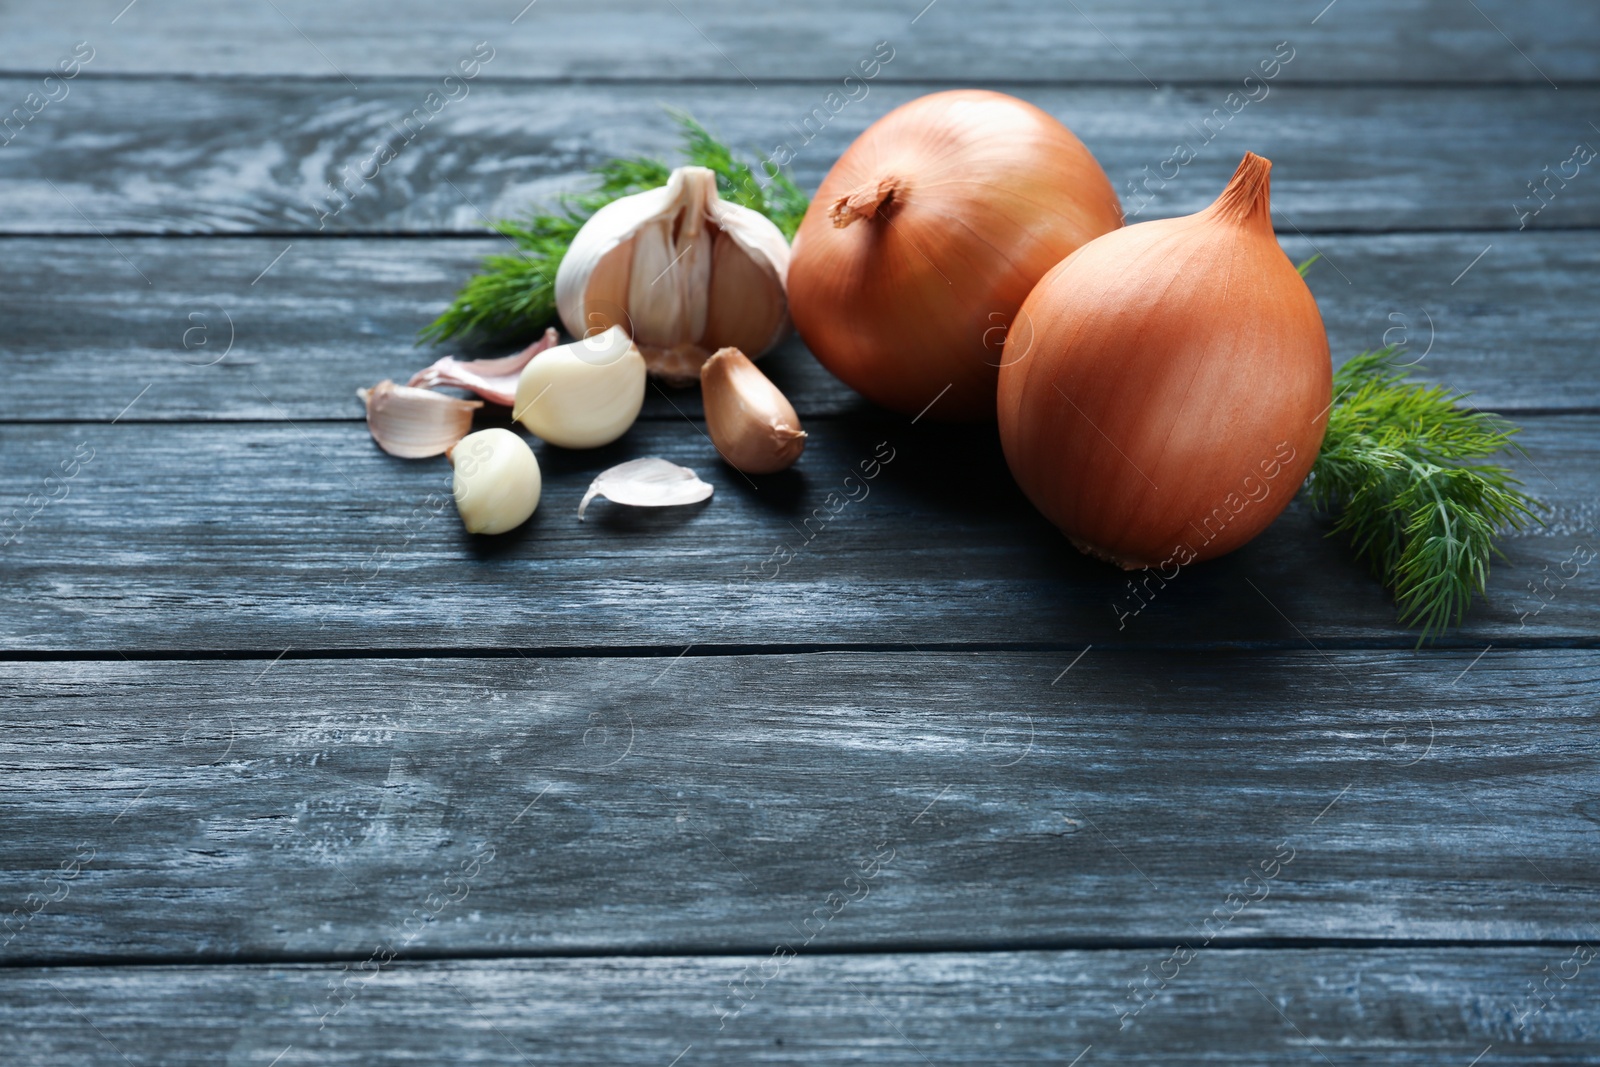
[997,152,1330,569]
[787,90,1123,421]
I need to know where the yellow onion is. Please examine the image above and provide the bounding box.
[787,90,1122,421]
[997,152,1330,569]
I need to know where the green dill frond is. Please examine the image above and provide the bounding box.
[591,155,673,199]
[421,112,810,345]
[1306,347,1544,642]
[416,252,557,345]
[1295,253,1321,277]
[754,168,811,241]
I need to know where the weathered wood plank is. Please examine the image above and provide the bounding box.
[0,416,1593,651]
[4,0,1594,83]
[1,650,1596,962]
[2,230,1592,422]
[7,949,1599,1064]
[2,81,1595,234]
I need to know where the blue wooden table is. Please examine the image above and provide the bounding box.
[3,2,1598,1062]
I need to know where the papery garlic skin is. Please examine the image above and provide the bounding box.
[451,428,541,535]
[407,327,560,406]
[578,457,714,521]
[514,326,647,449]
[700,347,806,474]
[555,166,791,385]
[359,380,481,459]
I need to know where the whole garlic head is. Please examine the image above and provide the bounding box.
[514,325,647,449]
[555,165,791,385]
[451,428,541,535]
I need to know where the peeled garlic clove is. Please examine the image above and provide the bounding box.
[449,428,541,535]
[513,325,647,449]
[578,457,713,521]
[700,347,806,474]
[359,380,482,458]
[406,327,560,406]
[555,166,791,382]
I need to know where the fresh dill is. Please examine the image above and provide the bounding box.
[1305,347,1543,642]
[420,112,807,346]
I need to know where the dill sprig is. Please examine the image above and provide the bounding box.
[1305,347,1543,642]
[667,108,810,238]
[420,112,808,346]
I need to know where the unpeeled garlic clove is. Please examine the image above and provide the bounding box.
[700,347,807,474]
[514,325,647,449]
[406,327,560,406]
[449,428,541,535]
[555,165,791,385]
[359,380,482,458]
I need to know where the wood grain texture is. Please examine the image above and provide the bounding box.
[4,0,1594,83]
[2,3,1593,1062]
[1,416,1594,652]
[2,230,1594,423]
[2,81,1596,234]
[1,651,1597,963]
[8,949,1600,1064]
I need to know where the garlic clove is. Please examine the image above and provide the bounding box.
[514,325,647,449]
[704,228,790,359]
[449,428,541,535]
[626,218,692,349]
[581,241,635,336]
[359,380,482,458]
[406,327,559,406]
[578,457,714,521]
[555,165,792,381]
[681,211,713,344]
[700,347,807,474]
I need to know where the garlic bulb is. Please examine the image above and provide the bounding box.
[700,347,806,474]
[450,428,541,535]
[555,166,791,385]
[514,325,647,449]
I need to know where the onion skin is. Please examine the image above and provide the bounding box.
[788,90,1122,422]
[997,152,1330,569]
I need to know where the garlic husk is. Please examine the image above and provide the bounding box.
[450,428,541,535]
[513,325,647,449]
[407,327,560,406]
[359,380,482,458]
[700,347,806,474]
[555,165,791,385]
[578,458,713,521]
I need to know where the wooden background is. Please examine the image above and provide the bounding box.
[3,1,1598,1062]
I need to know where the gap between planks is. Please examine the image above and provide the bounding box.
[4,638,1600,662]
[3,935,1595,972]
